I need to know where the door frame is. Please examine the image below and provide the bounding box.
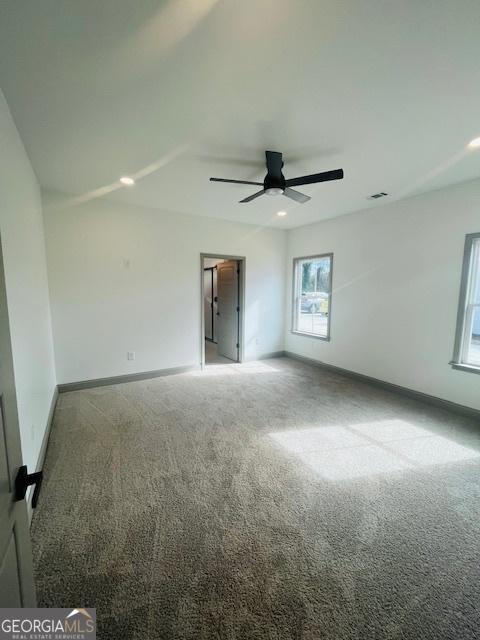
[200,253,246,367]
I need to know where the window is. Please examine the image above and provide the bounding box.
[292,254,333,340]
[452,233,480,372]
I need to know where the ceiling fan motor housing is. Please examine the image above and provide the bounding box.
[264,171,285,194]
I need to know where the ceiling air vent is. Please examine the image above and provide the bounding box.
[368,192,388,200]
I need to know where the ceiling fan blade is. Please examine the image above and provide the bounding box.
[239,189,266,203]
[265,150,283,179]
[283,188,311,204]
[285,168,344,188]
[210,177,263,186]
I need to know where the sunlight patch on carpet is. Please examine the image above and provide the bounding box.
[269,419,480,481]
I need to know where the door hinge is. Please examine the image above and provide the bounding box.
[236,306,240,312]
[236,342,239,348]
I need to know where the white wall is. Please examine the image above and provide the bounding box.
[43,193,287,384]
[0,91,57,473]
[286,178,480,411]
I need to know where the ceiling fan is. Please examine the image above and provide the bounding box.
[210,150,343,204]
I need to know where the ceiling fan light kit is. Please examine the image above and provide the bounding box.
[210,150,344,204]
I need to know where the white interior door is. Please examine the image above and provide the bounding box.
[203,269,213,341]
[216,260,239,362]
[0,239,36,606]
[212,267,218,343]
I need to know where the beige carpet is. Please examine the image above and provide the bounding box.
[31,357,480,639]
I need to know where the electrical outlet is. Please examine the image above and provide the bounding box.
[127,351,135,361]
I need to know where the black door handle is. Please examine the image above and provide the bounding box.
[15,465,43,509]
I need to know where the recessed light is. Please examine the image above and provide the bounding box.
[468,137,480,149]
[277,210,287,217]
[120,176,135,186]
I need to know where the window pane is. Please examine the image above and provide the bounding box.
[294,255,332,338]
[466,306,480,366]
[471,239,480,304]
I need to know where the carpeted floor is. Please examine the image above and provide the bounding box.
[31,357,480,639]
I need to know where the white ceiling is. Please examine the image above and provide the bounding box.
[1,0,480,229]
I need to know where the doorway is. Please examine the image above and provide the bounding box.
[201,254,245,366]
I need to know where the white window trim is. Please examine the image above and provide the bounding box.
[291,253,333,341]
[451,232,480,374]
